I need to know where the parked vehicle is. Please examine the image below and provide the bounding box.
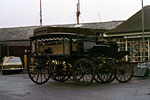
[2,56,23,75]
[27,27,134,85]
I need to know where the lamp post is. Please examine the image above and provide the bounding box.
[141,0,145,61]
[40,0,43,26]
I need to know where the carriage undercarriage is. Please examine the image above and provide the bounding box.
[27,51,133,86]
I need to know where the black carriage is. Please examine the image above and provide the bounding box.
[27,27,134,86]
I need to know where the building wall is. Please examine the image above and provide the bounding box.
[9,46,30,61]
[1,46,7,59]
[109,35,150,62]
[0,45,1,59]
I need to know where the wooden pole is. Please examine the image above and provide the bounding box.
[40,0,43,26]
[76,0,80,24]
[141,0,145,61]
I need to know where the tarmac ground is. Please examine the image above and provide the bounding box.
[0,72,150,100]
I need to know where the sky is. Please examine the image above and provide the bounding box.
[0,0,150,28]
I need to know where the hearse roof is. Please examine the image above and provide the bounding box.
[33,26,106,37]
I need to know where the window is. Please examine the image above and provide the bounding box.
[37,37,70,55]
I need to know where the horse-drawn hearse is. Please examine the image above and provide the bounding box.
[27,26,133,86]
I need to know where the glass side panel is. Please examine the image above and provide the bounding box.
[39,41,64,54]
[36,37,70,55]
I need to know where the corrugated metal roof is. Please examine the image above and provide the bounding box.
[52,21,123,30]
[0,26,38,41]
[0,21,122,41]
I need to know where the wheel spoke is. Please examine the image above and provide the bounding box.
[40,72,42,83]
[31,69,38,79]
[123,75,126,81]
[43,72,47,80]
[36,72,39,82]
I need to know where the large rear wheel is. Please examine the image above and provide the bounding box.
[27,51,51,84]
[73,58,94,86]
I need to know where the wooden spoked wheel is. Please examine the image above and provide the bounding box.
[73,58,94,86]
[50,60,72,82]
[27,51,51,84]
[116,61,134,83]
[95,60,115,83]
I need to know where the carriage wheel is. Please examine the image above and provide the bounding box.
[73,58,94,86]
[27,51,51,84]
[50,61,72,82]
[95,60,115,83]
[116,61,134,83]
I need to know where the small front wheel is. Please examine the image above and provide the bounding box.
[116,61,134,83]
